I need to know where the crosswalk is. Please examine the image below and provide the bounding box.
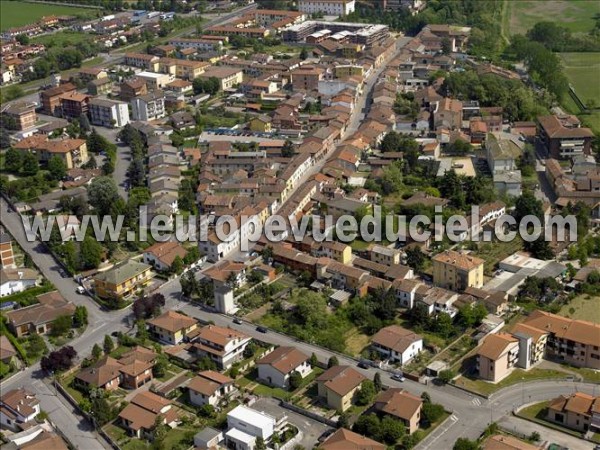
[450,414,459,422]
[472,397,482,406]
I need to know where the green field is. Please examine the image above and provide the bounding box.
[31,30,95,47]
[560,52,600,105]
[559,293,600,323]
[0,1,97,31]
[507,0,600,35]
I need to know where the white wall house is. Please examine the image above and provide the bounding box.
[192,325,251,369]
[0,389,41,431]
[89,98,130,128]
[0,269,37,297]
[188,371,234,407]
[256,347,312,389]
[131,92,166,121]
[371,325,423,366]
[298,0,356,16]
[227,405,275,440]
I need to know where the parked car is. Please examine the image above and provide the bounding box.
[76,286,85,294]
[256,326,268,333]
[357,360,371,369]
[233,317,243,325]
[391,373,406,382]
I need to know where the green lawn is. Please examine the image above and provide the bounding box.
[560,52,600,105]
[32,30,96,47]
[0,1,97,31]
[454,368,570,396]
[559,294,600,324]
[519,400,549,421]
[507,0,600,35]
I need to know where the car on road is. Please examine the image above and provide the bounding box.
[76,286,85,294]
[233,317,243,325]
[256,326,268,333]
[357,360,371,369]
[391,373,405,382]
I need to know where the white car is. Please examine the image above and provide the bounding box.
[76,286,85,294]
[391,373,405,382]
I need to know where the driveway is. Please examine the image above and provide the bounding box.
[251,397,331,449]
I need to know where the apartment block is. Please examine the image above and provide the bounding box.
[298,0,356,16]
[89,98,130,128]
[131,91,166,121]
[538,115,594,159]
[432,250,485,292]
[124,52,160,71]
[2,101,36,130]
[196,66,243,90]
[93,260,152,299]
[476,333,519,383]
[39,82,77,115]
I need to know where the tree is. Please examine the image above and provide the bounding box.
[16,34,30,45]
[405,246,425,271]
[5,148,22,173]
[373,372,382,392]
[438,369,455,384]
[199,404,216,418]
[380,416,405,444]
[353,413,381,439]
[432,312,454,339]
[133,293,166,320]
[441,37,452,54]
[171,255,184,274]
[309,353,318,367]
[289,370,302,390]
[103,335,114,354]
[80,235,103,269]
[422,402,445,425]
[446,139,472,155]
[92,343,103,360]
[299,47,308,60]
[91,396,115,426]
[153,354,169,378]
[50,315,72,337]
[87,176,120,216]
[40,346,77,373]
[356,380,376,405]
[514,191,543,223]
[73,305,88,328]
[243,341,257,358]
[453,438,480,450]
[421,391,431,404]
[529,431,541,442]
[337,411,350,429]
[282,139,295,157]
[256,437,266,450]
[22,152,39,176]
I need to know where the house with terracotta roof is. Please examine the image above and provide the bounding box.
[432,250,484,292]
[320,428,385,450]
[188,370,235,407]
[0,267,38,297]
[93,260,152,300]
[13,136,88,169]
[147,311,198,345]
[373,388,423,434]
[118,391,180,438]
[0,335,18,366]
[316,365,366,411]
[546,392,599,433]
[434,97,463,129]
[142,242,187,272]
[510,323,548,370]
[0,388,40,431]
[476,333,519,382]
[75,355,123,391]
[482,434,543,450]
[190,324,251,369]
[256,346,312,388]
[370,325,423,365]
[5,290,75,337]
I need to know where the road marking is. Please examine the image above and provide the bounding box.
[417,414,459,449]
[472,397,481,406]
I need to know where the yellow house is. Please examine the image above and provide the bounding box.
[316,365,365,412]
[93,260,152,299]
[432,250,484,292]
[147,311,199,345]
[334,64,364,79]
[319,241,352,265]
[249,115,272,133]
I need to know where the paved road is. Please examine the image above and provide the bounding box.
[498,416,592,450]
[94,126,131,199]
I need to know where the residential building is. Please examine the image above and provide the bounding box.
[168,38,223,52]
[511,322,548,370]
[137,71,174,90]
[546,392,599,433]
[13,136,89,169]
[191,324,251,369]
[0,335,18,366]
[486,133,521,174]
[321,428,385,450]
[494,170,522,198]
[78,67,107,83]
[0,388,40,431]
[75,355,124,391]
[147,311,198,345]
[249,115,272,133]
[316,365,366,411]
[188,370,235,407]
[165,79,193,94]
[256,346,312,388]
[40,83,77,115]
[368,244,401,266]
[93,260,152,300]
[434,97,463,129]
[124,52,160,71]
[0,233,15,268]
[59,91,90,119]
[118,391,179,438]
[131,91,166,121]
[476,333,519,382]
[89,98,130,128]
[158,58,210,80]
[226,405,275,444]
[521,310,600,369]
[432,250,485,291]
[373,388,423,434]
[194,428,223,450]
[5,291,75,337]
[2,102,36,130]
[142,242,187,272]
[538,115,594,159]
[120,78,148,102]
[196,67,243,90]
[0,268,38,297]
[482,434,543,450]
[298,0,356,16]
[291,66,325,91]
[317,241,352,264]
[370,325,423,365]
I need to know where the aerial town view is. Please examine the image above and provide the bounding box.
[0,0,599,449]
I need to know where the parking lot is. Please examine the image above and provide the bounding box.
[251,397,332,449]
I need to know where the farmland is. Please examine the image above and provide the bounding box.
[507,0,600,35]
[560,52,600,106]
[0,1,97,31]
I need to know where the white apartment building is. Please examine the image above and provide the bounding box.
[131,91,166,121]
[168,38,223,52]
[298,0,356,16]
[191,325,251,369]
[89,98,130,128]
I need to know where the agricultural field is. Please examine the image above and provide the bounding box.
[507,0,600,35]
[0,1,97,31]
[560,52,600,106]
[559,294,600,323]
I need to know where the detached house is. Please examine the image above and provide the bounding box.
[476,333,519,383]
[370,325,423,365]
[142,241,188,272]
[256,346,312,389]
[191,325,251,369]
[321,428,385,450]
[546,392,599,433]
[147,311,198,345]
[0,388,40,431]
[188,370,235,407]
[316,365,366,411]
[5,290,75,337]
[118,391,179,438]
[93,260,152,300]
[373,388,423,434]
